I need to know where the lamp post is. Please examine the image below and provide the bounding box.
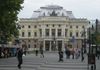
[81,28,86,61]
[88,24,96,70]
[95,19,98,57]
[53,36,56,51]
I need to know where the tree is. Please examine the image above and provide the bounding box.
[95,33,100,44]
[0,0,24,44]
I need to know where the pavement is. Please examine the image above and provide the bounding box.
[0,52,100,70]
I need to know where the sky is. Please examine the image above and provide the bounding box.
[18,0,100,20]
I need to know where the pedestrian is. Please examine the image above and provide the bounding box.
[16,48,23,69]
[35,47,39,56]
[65,46,68,59]
[40,45,44,58]
[58,51,63,62]
[71,48,75,59]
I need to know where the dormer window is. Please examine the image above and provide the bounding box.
[43,12,45,16]
[62,13,64,16]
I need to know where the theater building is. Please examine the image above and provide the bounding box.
[18,5,89,51]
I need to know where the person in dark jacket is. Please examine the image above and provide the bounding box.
[17,48,23,69]
[58,51,63,62]
[40,45,44,58]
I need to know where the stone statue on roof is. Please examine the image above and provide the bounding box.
[50,10,57,16]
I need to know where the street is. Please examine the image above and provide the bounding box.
[0,52,100,70]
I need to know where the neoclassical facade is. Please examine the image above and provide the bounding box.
[18,5,89,51]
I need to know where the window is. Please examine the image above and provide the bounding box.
[28,32,31,37]
[34,44,36,48]
[39,29,42,37]
[62,13,64,16]
[76,26,78,28]
[28,44,30,48]
[46,24,48,27]
[52,24,55,27]
[34,32,37,37]
[52,29,55,36]
[81,33,84,37]
[28,40,30,42]
[76,32,78,37]
[70,32,72,37]
[43,12,45,16]
[22,25,24,28]
[82,26,84,28]
[28,25,31,28]
[58,24,61,27]
[45,29,49,36]
[34,25,37,28]
[65,29,68,37]
[70,25,72,28]
[58,29,62,36]
[22,32,25,37]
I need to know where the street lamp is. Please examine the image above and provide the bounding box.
[88,24,96,70]
[95,19,98,57]
[53,36,56,51]
[81,28,86,61]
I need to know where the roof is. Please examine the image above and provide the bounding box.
[31,5,75,18]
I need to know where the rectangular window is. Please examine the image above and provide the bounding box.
[45,29,49,36]
[28,25,31,28]
[70,32,72,37]
[34,25,37,28]
[52,29,55,36]
[82,26,84,28]
[76,32,78,37]
[22,32,24,37]
[28,44,30,48]
[28,32,31,37]
[34,32,37,37]
[65,29,68,37]
[70,25,72,28]
[39,29,42,37]
[58,29,62,36]
[76,26,78,28]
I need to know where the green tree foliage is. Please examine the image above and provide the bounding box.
[0,0,24,43]
[95,33,100,44]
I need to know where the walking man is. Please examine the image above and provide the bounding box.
[58,51,63,62]
[40,45,44,58]
[17,48,23,69]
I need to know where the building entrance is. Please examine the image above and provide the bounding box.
[45,41,50,51]
[51,41,56,51]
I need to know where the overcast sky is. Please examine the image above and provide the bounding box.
[18,0,100,20]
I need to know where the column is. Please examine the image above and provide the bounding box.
[43,40,45,51]
[62,40,65,51]
[50,28,51,38]
[56,28,57,38]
